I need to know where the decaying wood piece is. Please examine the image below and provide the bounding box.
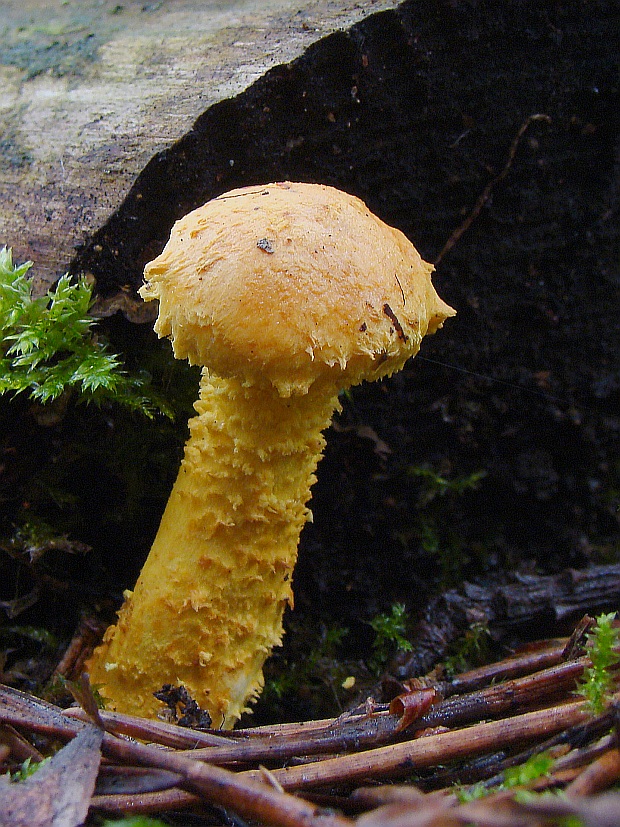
[0,0,399,287]
[394,564,620,681]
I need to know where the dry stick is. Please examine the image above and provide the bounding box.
[562,614,594,660]
[241,701,589,790]
[453,702,619,796]
[53,616,107,680]
[434,695,620,797]
[1,685,346,826]
[350,785,452,810]
[95,721,584,821]
[566,747,620,797]
[93,695,593,814]
[77,652,591,773]
[0,723,46,763]
[64,707,231,749]
[551,727,620,785]
[237,636,580,749]
[91,786,201,815]
[416,656,589,730]
[455,794,548,827]
[95,763,186,796]
[354,798,458,827]
[0,642,598,818]
[0,684,84,741]
[434,113,551,266]
[99,731,353,827]
[555,732,617,772]
[435,639,570,697]
[518,793,620,827]
[230,714,362,745]
[68,644,576,764]
[185,656,590,766]
[90,653,587,774]
[433,617,594,698]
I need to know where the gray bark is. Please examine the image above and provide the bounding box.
[0,0,398,287]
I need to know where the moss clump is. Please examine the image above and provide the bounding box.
[0,247,170,416]
[576,612,619,715]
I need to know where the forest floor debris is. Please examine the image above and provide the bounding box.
[1,608,620,827]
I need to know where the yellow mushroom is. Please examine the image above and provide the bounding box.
[86,182,455,728]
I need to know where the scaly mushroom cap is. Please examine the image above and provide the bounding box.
[140,181,455,396]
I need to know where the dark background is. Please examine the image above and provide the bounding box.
[2,0,619,717]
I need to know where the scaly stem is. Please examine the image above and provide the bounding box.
[88,371,340,727]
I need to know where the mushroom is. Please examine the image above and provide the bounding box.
[86,182,455,728]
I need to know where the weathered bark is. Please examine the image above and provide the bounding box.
[392,564,620,681]
[0,0,398,287]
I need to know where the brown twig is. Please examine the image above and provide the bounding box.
[91,786,201,815]
[566,746,620,797]
[64,707,233,749]
[99,732,353,827]
[53,616,107,681]
[182,656,585,769]
[74,652,594,777]
[434,113,551,265]
[0,723,45,764]
[454,703,619,795]
[242,701,588,790]
[3,602,620,825]
[431,638,570,697]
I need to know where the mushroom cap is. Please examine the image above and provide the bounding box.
[141,182,455,396]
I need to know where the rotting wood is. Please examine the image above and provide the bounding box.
[0,0,400,288]
[393,564,620,681]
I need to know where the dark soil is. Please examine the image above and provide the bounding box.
[2,0,619,721]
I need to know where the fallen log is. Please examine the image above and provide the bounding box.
[0,0,398,288]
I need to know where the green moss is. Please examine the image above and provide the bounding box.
[0,250,198,685]
[0,247,171,416]
[457,751,555,803]
[403,464,488,587]
[9,756,52,782]
[407,466,487,502]
[368,602,413,674]
[576,612,619,714]
[444,621,492,677]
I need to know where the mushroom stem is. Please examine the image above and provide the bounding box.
[88,370,341,728]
